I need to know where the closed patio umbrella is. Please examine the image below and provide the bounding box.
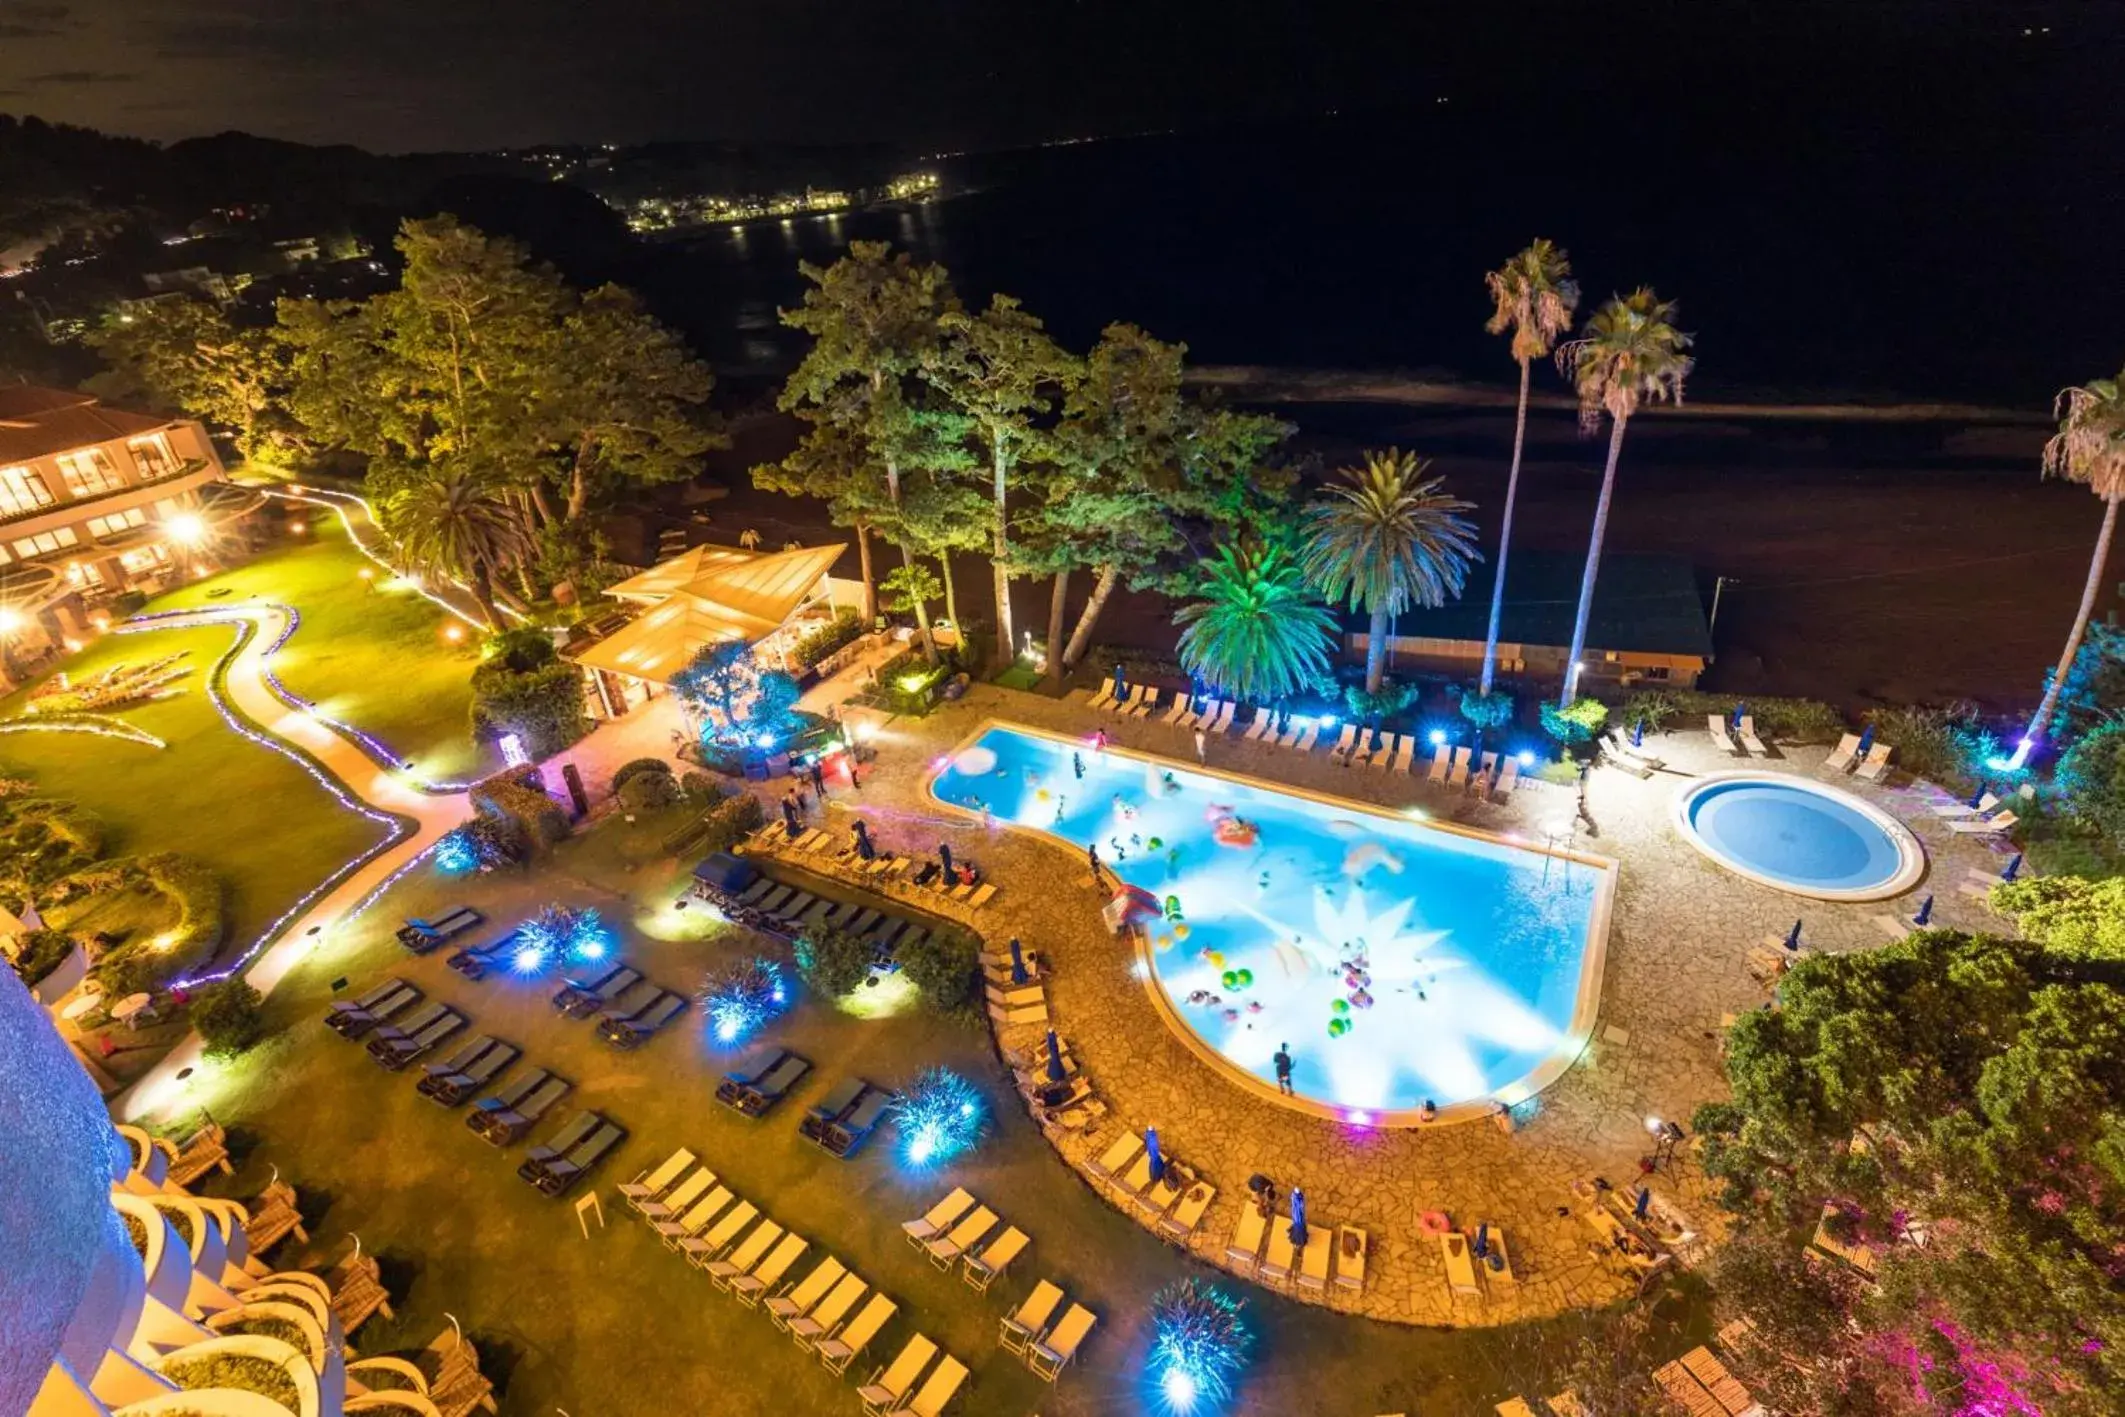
[1969,781,1988,809]
[852,818,876,861]
[1635,1185,1652,1220]
[1145,1126,1166,1184]
[1856,723,1876,757]
[1111,664,1127,700]
[1045,1028,1066,1083]
[1288,1188,1308,1249]
[2002,853,2023,883]
[1631,720,1645,749]
[1009,937,1029,985]
[1473,1221,1489,1258]
[1913,895,1934,927]
[939,841,954,877]
[1785,919,1803,951]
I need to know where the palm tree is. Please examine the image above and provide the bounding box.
[1554,289,1694,707]
[388,470,532,630]
[1175,539,1337,704]
[1301,449,1479,693]
[2023,370,2125,750]
[1481,240,1580,695]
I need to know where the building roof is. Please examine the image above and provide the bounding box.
[578,540,846,686]
[570,592,763,685]
[0,386,176,465]
[1362,551,1713,659]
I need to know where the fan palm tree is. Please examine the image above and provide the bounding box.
[2024,370,2125,750]
[1481,240,1580,695]
[1175,539,1337,704]
[388,470,532,630]
[1554,289,1694,707]
[1301,449,1479,693]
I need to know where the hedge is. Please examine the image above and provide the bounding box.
[618,772,680,811]
[795,923,875,998]
[1991,875,2125,960]
[697,793,765,855]
[7,928,74,987]
[471,768,570,854]
[470,656,588,759]
[789,608,865,671]
[1619,689,1846,745]
[609,757,675,794]
[898,927,979,1014]
[190,979,266,1056]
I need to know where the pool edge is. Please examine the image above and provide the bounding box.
[930,715,1618,1129]
[1669,770,1927,903]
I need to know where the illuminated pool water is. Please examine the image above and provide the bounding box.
[928,723,1612,1123]
[1673,773,1924,901]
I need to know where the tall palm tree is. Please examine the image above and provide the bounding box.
[388,470,532,630]
[2024,370,2125,750]
[1301,449,1479,693]
[1481,240,1580,695]
[1175,539,1337,704]
[1554,289,1694,707]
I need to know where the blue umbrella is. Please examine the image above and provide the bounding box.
[1785,919,1803,951]
[2003,853,2023,883]
[1009,937,1029,986]
[1045,1029,1065,1083]
[852,818,876,861]
[1635,1185,1652,1220]
[1631,720,1645,749]
[1732,703,1746,729]
[1856,723,1876,757]
[1913,895,1934,927]
[1472,1221,1489,1258]
[1288,1187,1309,1249]
[1111,664,1127,700]
[939,841,954,877]
[1969,781,1988,809]
[1145,1126,1166,1184]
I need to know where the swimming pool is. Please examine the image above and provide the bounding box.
[1673,772,1924,901]
[927,721,1614,1125]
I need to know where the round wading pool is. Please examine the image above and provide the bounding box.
[1673,773,1925,901]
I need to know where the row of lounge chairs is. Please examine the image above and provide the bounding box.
[901,1186,1031,1292]
[996,1278,1099,1383]
[415,1033,520,1106]
[1654,1344,1765,1417]
[775,830,1003,914]
[396,905,482,954]
[466,1065,573,1145]
[515,1108,626,1196]
[1004,1032,1108,1134]
[620,1146,965,1414]
[716,1044,814,1117]
[723,869,958,958]
[1422,742,1520,799]
[799,1076,896,1158]
[1708,714,1772,758]
[1085,1132,1219,1244]
[1820,731,1894,780]
[1225,1202,1372,1296]
[323,981,468,1070]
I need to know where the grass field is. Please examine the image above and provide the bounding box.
[148,514,500,783]
[0,624,391,966]
[143,808,1699,1417]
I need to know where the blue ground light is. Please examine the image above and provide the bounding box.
[701,957,789,1045]
[893,1067,987,1169]
[1148,1279,1252,1414]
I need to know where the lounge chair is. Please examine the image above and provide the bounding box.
[1274,716,1301,747]
[1855,742,1894,781]
[1931,791,2000,818]
[1708,714,1739,753]
[787,1270,868,1347]
[1349,728,1379,766]
[599,990,687,1048]
[801,1077,867,1145]
[755,885,795,915]
[1086,1132,1143,1187]
[961,1224,1027,1292]
[1295,1225,1334,1292]
[892,1355,968,1417]
[446,929,521,979]
[736,877,777,904]
[471,1071,570,1145]
[362,998,445,1050]
[1949,808,2018,836]
[1446,746,1473,790]
[1822,733,1861,772]
[922,1205,996,1269]
[1131,688,1161,719]
[326,979,419,1038]
[965,881,997,910]
[1027,1303,1096,1381]
[654,1186,733,1247]
[1160,1180,1217,1241]
[825,1084,895,1158]
[1334,1225,1368,1293]
[680,1199,760,1266]
[1135,1162,1190,1220]
[1258,1219,1297,1284]
[1109,685,1144,716]
[1241,706,1271,741]
[415,1034,491,1090]
[1427,742,1451,782]
[1086,680,1115,711]
[1295,719,1320,751]
[1492,756,1520,800]
[163,1120,232,1186]
[419,1036,518,1105]
[1737,715,1769,756]
[619,1147,699,1209]
[636,1167,716,1223]
[857,1334,938,1416]
[733,1051,812,1115]
[1392,734,1416,773]
[1179,696,1213,729]
[553,963,641,1018]
[536,1119,624,1196]
[1162,693,1192,724]
[1328,723,1358,763]
[1211,701,1236,732]
[703,1218,782,1288]
[816,1292,897,1375]
[999,1279,1063,1355]
[591,978,661,1029]
[902,1187,975,1245]
[397,905,481,954]
[984,983,1045,1009]
[1442,1229,1482,1297]
[764,1255,847,1330]
[516,1110,599,1183]
[369,1006,465,1070]
[987,1000,1048,1027]
[1474,1224,1516,1285]
[729,1232,808,1306]
[1371,732,1399,770]
[1469,750,1499,795]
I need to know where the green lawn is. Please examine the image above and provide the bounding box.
[0,625,390,969]
[148,514,500,784]
[144,810,1696,1417]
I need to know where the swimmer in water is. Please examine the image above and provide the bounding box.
[1072,751,1085,779]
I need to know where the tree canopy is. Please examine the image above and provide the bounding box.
[1174,538,1336,703]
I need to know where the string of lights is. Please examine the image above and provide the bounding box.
[261,484,529,626]
[0,715,167,749]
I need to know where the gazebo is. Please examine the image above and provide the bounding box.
[570,541,847,720]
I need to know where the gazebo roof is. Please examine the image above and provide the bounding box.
[570,592,764,686]
[580,541,846,686]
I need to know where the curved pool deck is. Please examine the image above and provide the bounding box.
[1672,771,1926,902]
[928,720,1617,1126]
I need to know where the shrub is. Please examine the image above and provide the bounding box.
[1541,696,1609,745]
[1457,688,1514,733]
[454,814,528,869]
[610,757,675,795]
[898,927,978,1014]
[1857,704,2017,789]
[696,792,766,855]
[1617,690,1682,735]
[679,770,725,804]
[485,625,558,672]
[789,608,865,671]
[1344,679,1415,724]
[1992,875,2125,960]
[190,979,267,1056]
[617,771,680,812]
[7,927,75,986]
[2054,720,2125,848]
[471,768,570,854]
[0,797,107,885]
[471,652,588,759]
[795,924,875,998]
[1618,689,1844,744]
[159,1354,300,1411]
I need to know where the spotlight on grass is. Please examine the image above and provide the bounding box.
[1148,1279,1251,1414]
[893,1067,986,1169]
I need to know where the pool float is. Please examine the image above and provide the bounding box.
[1156,934,1174,951]
[1342,842,1404,878]
[1221,970,1240,990]
[1164,894,1184,920]
[1212,816,1259,849]
[1328,1016,1351,1037]
[1419,1211,1451,1236]
[1223,1008,1241,1022]
[954,746,997,775]
[1173,924,1191,940]
[1247,1001,1264,1013]
[1348,989,1374,1009]
[1204,802,1234,822]
[1331,998,1350,1015]
[1201,948,1224,968]
[1035,787,1051,801]
[1148,836,1163,850]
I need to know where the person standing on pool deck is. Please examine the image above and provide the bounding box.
[1094,728,1107,754]
[1194,727,1207,763]
[1273,1043,1295,1095]
[1087,841,1107,887]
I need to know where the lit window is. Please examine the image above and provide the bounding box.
[0,465,53,518]
[12,527,77,557]
[119,543,170,573]
[56,448,124,498]
[70,560,106,589]
[86,508,148,538]
[128,434,178,479]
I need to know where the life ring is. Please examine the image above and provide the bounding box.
[1419,1210,1452,1236]
[1212,816,1258,849]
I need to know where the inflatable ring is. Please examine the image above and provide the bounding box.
[1331,998,1350,1015]
[1174,924,1191,940]
[1419,1211,1451,1236]
[1221,970,1240,990]
[1156,934,1173,951]
[1235,968,1254,987]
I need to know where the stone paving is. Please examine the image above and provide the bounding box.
[802,685,2021,1328]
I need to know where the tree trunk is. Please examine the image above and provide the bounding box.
[2027,491,2121,745]
[1366,606,1390,693]
[513,558,537,603]
[854,519,877,623]
[1561,415,1630,707]
[1061,563,1120,669]
[566,430,595,521]
[938,552,958,628]
[990,437,1013,662]
[1481,357,1533,696]
[1045,569,1069,684]
[911,591,939,665]
[469,560,501,631]
[528,480,559,528]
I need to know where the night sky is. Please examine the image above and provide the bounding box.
[0,0,2103,154]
